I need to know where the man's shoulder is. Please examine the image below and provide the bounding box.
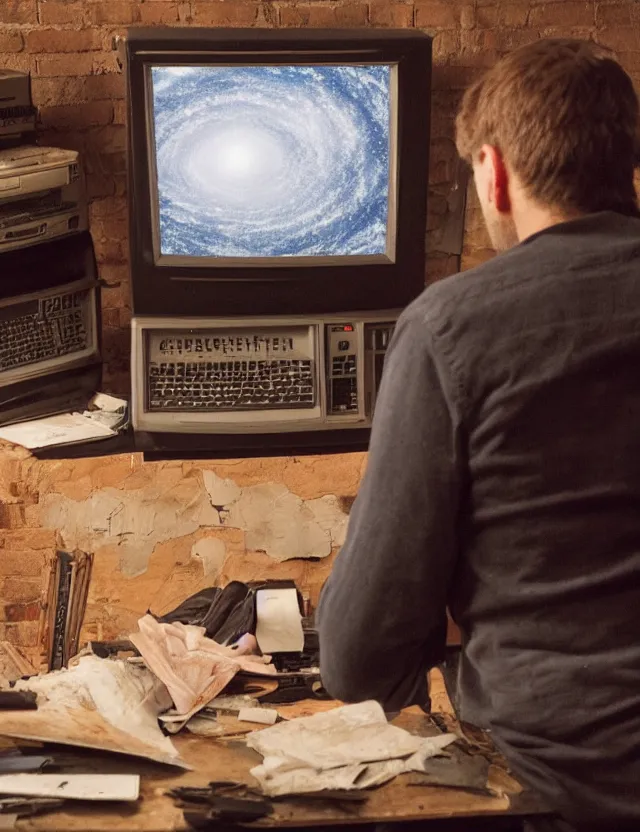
[404,245,525,331]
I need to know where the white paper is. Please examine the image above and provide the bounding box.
[130,616,275,723]
[255,587,304,654]
[15,655,179,762]
[238,707,278,725]
[0,774,140,802]
[90,392,127,412]
[247,700,457,797]
[0,413,115,450]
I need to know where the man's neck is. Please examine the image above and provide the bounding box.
[514,202,585,243]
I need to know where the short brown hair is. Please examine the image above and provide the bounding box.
[456,39,640,215]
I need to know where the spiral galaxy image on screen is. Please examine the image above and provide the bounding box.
[151,64,392,259]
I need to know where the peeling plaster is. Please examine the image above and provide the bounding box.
[191,538,226,579]
[41,477,221,578]
[223,484,347,563]
[203,471,242,507]
[40,470,348,574]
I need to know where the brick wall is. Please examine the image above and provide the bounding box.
[3,0,639,389]
[0,0,639,657]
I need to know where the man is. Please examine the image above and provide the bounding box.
[317,39,640,830]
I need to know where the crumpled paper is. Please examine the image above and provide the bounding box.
[130,615,275,722]
[247,700,457,797]
[14,655,182,765]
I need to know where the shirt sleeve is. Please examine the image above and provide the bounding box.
[316,306,464,712]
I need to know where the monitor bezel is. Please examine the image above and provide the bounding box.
[126,29,432,317]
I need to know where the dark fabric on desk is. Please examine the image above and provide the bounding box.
[318,211,640,826]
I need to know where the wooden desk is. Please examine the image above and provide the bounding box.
[15,674,547,832]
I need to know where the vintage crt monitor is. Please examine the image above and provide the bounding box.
[125,28,431,455]
[0,232,102,426]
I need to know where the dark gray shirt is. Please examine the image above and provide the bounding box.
[317,212,640,826]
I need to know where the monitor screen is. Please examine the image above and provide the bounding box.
[149,64,397,263]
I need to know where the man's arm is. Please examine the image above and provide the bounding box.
[316,307,464,712]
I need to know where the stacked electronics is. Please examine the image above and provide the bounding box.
[0,70,102,427]
[126,28,432,458]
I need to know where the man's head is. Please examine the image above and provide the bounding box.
[456,39,640,251]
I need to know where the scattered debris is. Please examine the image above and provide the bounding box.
[8,655,186,768]
[0,797,64,818]
[405,747,491,794]
[237,707,278,725]
[169,781,273,829]
[44,549,93,671]
[0,692,37,711]
[129,615,275,724]
[0,643,36,685]
[247,700,457,797]
[0,774,140,801]
[258,673,330,704]
[0,751,51,774]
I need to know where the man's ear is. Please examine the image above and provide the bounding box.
[480,144,511,214]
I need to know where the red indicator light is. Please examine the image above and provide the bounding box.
[344,325,354,332]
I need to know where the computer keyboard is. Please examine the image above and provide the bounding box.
[147,358,315,411]
[0,290,90,373]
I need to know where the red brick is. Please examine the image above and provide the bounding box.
[415,0,475,29]
[92,51,123,74]
[37,128,85,152]
[84,74,125,100]
[113,99,126,124]
[461,246,496,270]
[26,27,101,53]
[88,0,140,24]
[0,30,23,52]
[101,308,120,328]
[528,1,595,28]
[192,2,261,25]
[0,52,31,72]
[101,283,129,310]
[476,2,530,27]
[31,75,124,107]
[426,253,459,282]
[493,27,540,51]
[86,173,117,199]
[92,235,127,264]
[4,602,40,623]
[455,29,501,67]
[432,63,478,90]
[4,622,39,649]
[35,52,94,76]
[596,3,633,25]
[0,549,46,577]
[98,263,129,285]
[618,52,640,77]
[369,2,414,27]
[0,0,36,23]
[279,4,369,27]
[39,101,114,130]
[426,195,449,231]
[139,2,181,24]
[87,124,126,154]
[431,30,460,62]
[38,1,88,24]
[0,578,42,604]
[596,26,640,52]
[89,196,128,221]
[93,216,128,241]
[2,529,57,549]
